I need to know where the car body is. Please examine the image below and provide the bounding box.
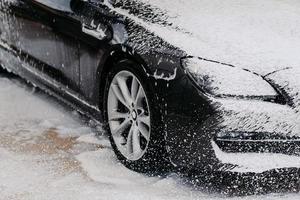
[1,0,300,175]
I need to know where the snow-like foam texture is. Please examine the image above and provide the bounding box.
[0,76,92,137]
[1,65,300,199]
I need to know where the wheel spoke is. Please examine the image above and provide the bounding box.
[134,86,144,107]
[131,77,139,100]
[116,76,133,107]
[126,124,134,153]
[111,118,131,135]
[109,110,129,121]
[132,126,142,155]
[138,114,150,127]
[138,122,150,140]
[111,84,130,109]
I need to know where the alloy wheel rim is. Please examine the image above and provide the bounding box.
[107,71,151,161]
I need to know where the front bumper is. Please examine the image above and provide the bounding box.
[165,74,300,173]
[213,140,300,173]
[212,98,300,173]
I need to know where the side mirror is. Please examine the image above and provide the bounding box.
[70,0,114,45]
[82,19,112,41]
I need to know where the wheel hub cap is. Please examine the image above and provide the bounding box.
[131,110,137,120]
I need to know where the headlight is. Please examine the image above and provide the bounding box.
[182,57,278,98]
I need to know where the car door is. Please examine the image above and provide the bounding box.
[70,0,118,104]
[9,0,81,92]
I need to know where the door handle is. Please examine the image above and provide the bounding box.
[82,20,108,40]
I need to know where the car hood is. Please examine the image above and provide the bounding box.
[110,0,300,76]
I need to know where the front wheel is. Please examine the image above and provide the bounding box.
[103,59,171,174]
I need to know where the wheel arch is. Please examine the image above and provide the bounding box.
[96,46,151,113]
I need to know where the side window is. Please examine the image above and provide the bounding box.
[32,0,72,12]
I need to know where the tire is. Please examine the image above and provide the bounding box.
[103,59,171,174]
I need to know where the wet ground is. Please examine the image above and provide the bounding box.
[0,73,300,200]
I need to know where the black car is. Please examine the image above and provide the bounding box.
[1,0,300,175]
